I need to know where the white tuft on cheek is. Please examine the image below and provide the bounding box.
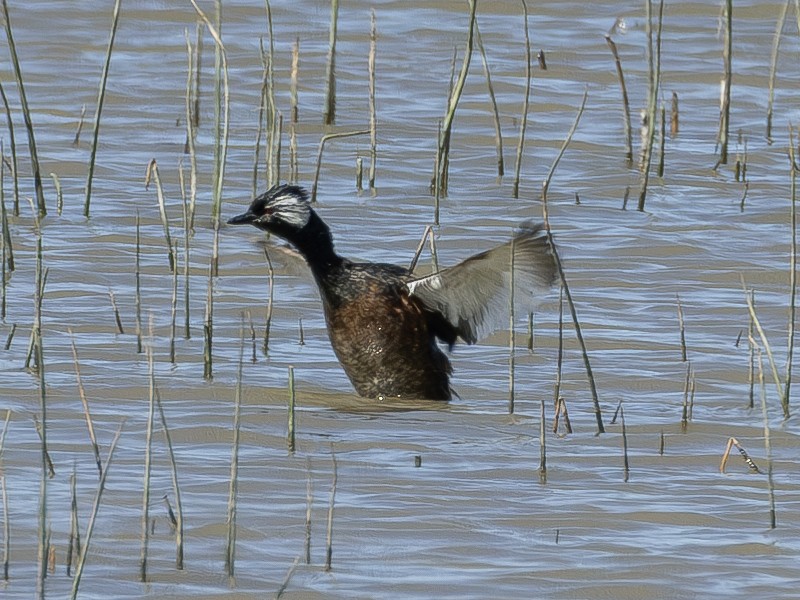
[270,193,311,228]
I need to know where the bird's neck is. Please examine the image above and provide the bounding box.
[289,211,344,281]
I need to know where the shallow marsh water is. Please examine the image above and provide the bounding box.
[1,0,800,598]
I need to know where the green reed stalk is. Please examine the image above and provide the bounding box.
[263,247,275,353]
[184,28,199,231]
[83,0,121,218]
[146,159,176,272]
[264,1,278,187]
[1,409,10,580]
[70,421,124,600]
[369,10,378,188]
[323,0,340,124]
[508,237,516,414]
[743,281,788,417]
[766,0,791,141]
[25,239,48,370]
[475,23,504,177]
[785,139,797,402]
[0,83,20,215]
[311,130,370,203]
[2,0,45,215]
[604,33,633,162]
[253,43,269,196]
[754,347,777,528]
[72,104,87,147]
[541,91,604,433]
[191,0,230,223]
[108,289,124,334]
[512,0,532,197]
[225,327,245,577]
[135,213,143,353]
[140,345,157,582]
[637,0,665,211]
[435,0,477,198]
[154,390,184,568]
[288,366,296,451]
[66,469,80,576]
[716,0,733,166]
[69,331,103,475]
[324,445,338,572]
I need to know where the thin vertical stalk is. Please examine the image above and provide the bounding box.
[0,82,20,214]
[291,37,299,124]
[676,293,687,361]
[184,28,199,231]
[83,0,122,218]
[435,0,477,197]
[264,0,278,187]
[717,0,733,166]
[755,347,777,528]
[263,248,275,353]
[225,326,244,577]
[766,0,791,141]
[66,468,80,577]
[146,159,176,272]
[69,332,103,475]
[203,258,214,380]
[1,409,10,581]
[305,458,313,564]
[512,0,532,197]
[35,327,46,599]
[180,167,191,340]
[135,213,143,354]
[475,22,504,177]
[287,366,296,452]
[2,0,45,216]
[621,404,630,482]
[0,140,13,274]
[604,33,633,162]
[69,422,125,600]
[637,0,665,211]
[140,345,157,582]
[323,0,340,125]
[538,395,546,482]
[508,237,516,414]
[311,130,370,203]
[324,446,338,572]
[368,10,378,188]
[785,137,797,402]
[170,242,179,363]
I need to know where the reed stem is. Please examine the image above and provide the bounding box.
[225,326,245,577]
[323,0,340,125]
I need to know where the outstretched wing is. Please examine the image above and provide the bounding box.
[405,221,557,345]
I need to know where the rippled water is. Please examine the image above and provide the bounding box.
[1,0,799,598]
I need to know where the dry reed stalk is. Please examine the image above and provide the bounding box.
[715,0,733,166]
[743,280,788,417]
[604,33,633,162]
[356,156,364,191]
[540,91,604,433]
[324,445,338,572]
[49,173,63,216]
[108,289,125,334]
[766,0,791,141]
[680,362,692,432]
[298,318,305,345]
[512,0,532,197]
[72,104,87,147]
[183,28,199,231]
[203,258,214,379]
[747,291,756,409]
[637,0,665,211]
[656,102,666,176]
[82,0,121,218]
[311,130,370,203]
[719,435,762,474]
[508,237,516,414]
[263,247,275,353]
[66,469,81,577]
[475,23,504,177]
[145,159,176,272]
[288,366,296,451]
[323,0,340,124]
[2,0,46,216]
[247,311,257,362]
[785,136,797,402]
[676,293,687,361]
[191,0,230,223]
[369,10,378,188]
[527,312,534,351]
[253,43,270,196]
[69,421,125,600]
[180,168,191,339]
[305,458,313,564]
[25,238,48,371]
[538,395,547,482]
[755,347,777,528]
[264,0,278,188]
[3,324,14,350]
[670,92,679,137]
[1,409,10,580]
[34,324,47,599]
[553,286,564,406]
[275,555,302,599]
[225,326,245,577]
[435,0,477,198]
[170,243,179,363]
[620,404,630,482]
[0,82,20,214]
[135,213,143,353]
[140,344,157,582]
[291,37,299,124]
[69,331,103,475]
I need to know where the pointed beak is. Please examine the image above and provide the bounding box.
[227,210,255,225]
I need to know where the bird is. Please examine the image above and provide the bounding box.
[227,183,557,400]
